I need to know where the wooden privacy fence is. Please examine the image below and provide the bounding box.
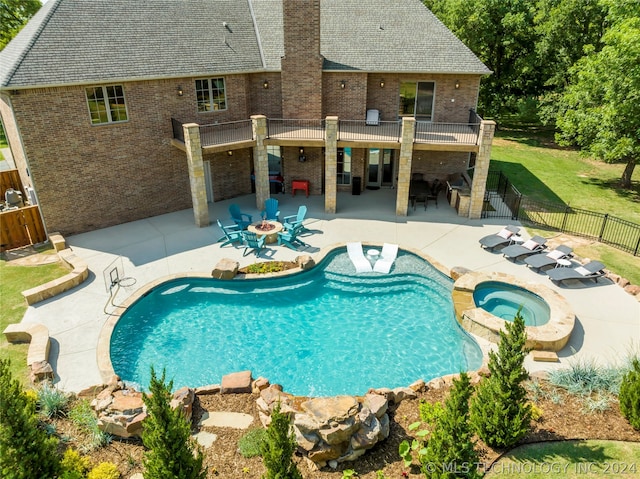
[0,206,47,252]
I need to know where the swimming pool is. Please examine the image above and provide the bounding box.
[473,281,551,327]
[110,248,482,397]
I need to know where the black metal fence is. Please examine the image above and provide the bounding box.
[483,170,640,256]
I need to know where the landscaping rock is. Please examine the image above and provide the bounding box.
[195,384,221,395]
[29,360,53,383]
[170,387,195,420]
[211,258,239,279]
[296,255,315,270]
[221,370,253,393]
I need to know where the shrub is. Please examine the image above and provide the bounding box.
[0,358,61,479]
[421,372,479,478]
[398,401,444,467]
[619,357,640,430]
[548,357,625,396]
[68,400,112,452]
[87,462,120,479]
[37,382,69,418]
[470,312,532,449]
[238,427,267,458]
[142,367,206,479]
[261,402,303,479]
[245,261,288,274]
[61,448,91,476]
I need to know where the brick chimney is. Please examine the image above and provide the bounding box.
[281,0,323,119]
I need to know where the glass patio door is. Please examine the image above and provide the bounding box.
[368,149,394,188]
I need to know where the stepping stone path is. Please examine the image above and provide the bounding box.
[192,431,218,448]
[198,411,254,429]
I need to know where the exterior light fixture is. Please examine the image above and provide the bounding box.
[177,86,183,96]
[298,147,306,162]
[227,150,233,156]
[380,79,385,88]
[263,80,269,89]
[340,80,346,89]
[455,80,460,89]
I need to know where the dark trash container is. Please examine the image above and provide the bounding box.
[352,176,361,195]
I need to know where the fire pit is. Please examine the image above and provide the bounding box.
[247,220,283,244]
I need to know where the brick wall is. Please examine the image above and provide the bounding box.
[281,146,324,195]
[411,151,471,183]
[204,150,253,201]
[323,73,368,120]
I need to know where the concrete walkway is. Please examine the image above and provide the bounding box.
[19,189,640,392]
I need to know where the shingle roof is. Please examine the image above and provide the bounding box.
[0,0,489,89]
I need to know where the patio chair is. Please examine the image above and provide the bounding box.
[241,230,265,257]
[426,179,442,208]
[215,219,243,247]
[501,235,548,261]
[524,245,573,272]
[283,205,308,232]
[479,225,521,251]
[546,260,607,284]
[261,198,280,221]
[277,223,308,251]
[373,243,399,273]
[229,204,252,229]
[346,242,372,273]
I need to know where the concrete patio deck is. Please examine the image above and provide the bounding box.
[19,188,640,392]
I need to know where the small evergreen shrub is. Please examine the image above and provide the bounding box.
[421,372,479,478]
[470,312,532,449]
[61,448,91,476]
[261,402,303,479]
[37,382,69,418]
[619,357,640,430]
[238,427,267,458]
[87,462,120,479]
[0,358,61,479]
[142,367,206,479]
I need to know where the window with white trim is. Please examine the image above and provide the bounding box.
[85,85,128,124]
[337,147,352,185]
[195,78,227,112]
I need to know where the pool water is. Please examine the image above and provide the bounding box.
[473,281,551,327]
[110,249,482,396]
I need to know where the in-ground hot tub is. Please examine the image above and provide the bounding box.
[452,272,575,351]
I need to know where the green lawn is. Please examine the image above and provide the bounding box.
[485,440,640,478]
[0,248,70,383]
[491,130,640,285]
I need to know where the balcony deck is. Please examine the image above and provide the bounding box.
[171,117,481,153]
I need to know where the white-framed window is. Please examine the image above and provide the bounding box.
[85,85,128,124]
[195,78,227,112]
[337,147,352,185]
[399,81,435,121]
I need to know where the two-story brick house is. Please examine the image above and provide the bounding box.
[0,0,493,236]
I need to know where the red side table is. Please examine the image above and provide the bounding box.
[291,179,310,197]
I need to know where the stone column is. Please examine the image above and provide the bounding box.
[395,117,416,216]
[251,115,269,211]
[468,120,496,219]
[183,123,209,227]
[324,116,338,214]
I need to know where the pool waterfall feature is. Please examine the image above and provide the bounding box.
[452,271,575,352]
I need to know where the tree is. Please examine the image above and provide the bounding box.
[261,402,303,479]
[0,0,42,50]
[0,358,61,479]
[421,372,479,479]
[619,357,640,430]
[470,313,532,449]
[141,367,206,479]
[555,0,640,188]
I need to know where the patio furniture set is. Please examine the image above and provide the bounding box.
[218,201,310,256]
[479,225,607,285]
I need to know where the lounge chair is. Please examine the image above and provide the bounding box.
[525,245,573,271]
[373,243,399,273]
[277,223,308,251]
[347,242,372,273]
[261,198,280,221]
[241,231,265,256]
[283,205,307,232]
[546,260,607,284]
[216,219,243,247]
[479,225,521,250]
[501,235,548,260]
[229,204,252,229]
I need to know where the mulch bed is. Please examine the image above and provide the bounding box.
[50,379,640,479]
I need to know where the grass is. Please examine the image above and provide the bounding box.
[491,130,640,285]
[0,246,70,382]
[485,440,640,478]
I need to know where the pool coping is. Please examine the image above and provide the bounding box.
[452,271,576,352]
[96,242,457,386]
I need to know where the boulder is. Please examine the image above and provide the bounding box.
[363,394,388,418]
[170,387,195,420]
[111,390,144,415]
[29,361,53,383]
[296,255,315,270]
[300,396,359,425]
[221,370,253,394]
[195,384,221,395]
[211,258,239,279]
